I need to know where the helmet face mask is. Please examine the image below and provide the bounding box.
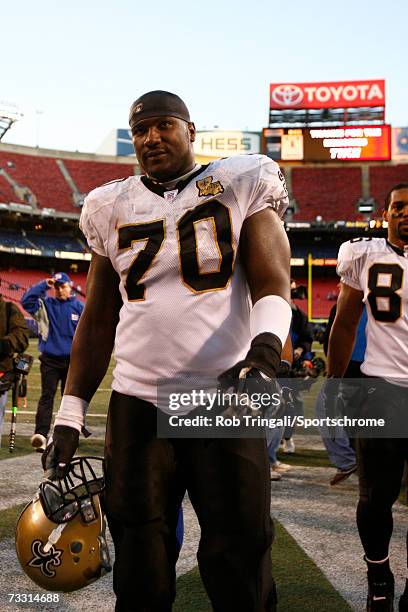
[39,457,104,524]
[15,456,112,592]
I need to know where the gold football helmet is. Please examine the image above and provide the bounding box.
[15,456,111,592]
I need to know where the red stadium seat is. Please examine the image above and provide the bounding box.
[291,277,339,319]
[291,167,363,222]
[63,159,134,194]
[369,165,408,211]
[0,149,135,213]
[0,174,23,203]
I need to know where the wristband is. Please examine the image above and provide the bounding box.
[54,395,89,434]
[250,295,292,346]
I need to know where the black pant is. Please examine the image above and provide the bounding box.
[357,437,408,561]
[35,353,70,437]
[356,379,408,561]
[104,391,276,612]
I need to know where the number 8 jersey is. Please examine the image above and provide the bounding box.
[80,154,289,403]
[337,237,408,383]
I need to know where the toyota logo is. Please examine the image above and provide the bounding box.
[271,84,303,107]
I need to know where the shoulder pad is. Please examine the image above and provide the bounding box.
[216,154,286,189]
[216,153,266,174]
[336,238,383,290]
[340,237,387,259]
[85,175,134,206]
[100,177,127,187]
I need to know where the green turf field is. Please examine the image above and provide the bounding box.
[0,435,105,459]
[173,519,352,611]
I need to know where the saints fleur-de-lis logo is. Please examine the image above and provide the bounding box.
[27,540,63,577]
[196,176,224,197]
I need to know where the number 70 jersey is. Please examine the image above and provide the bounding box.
[337,237,408,381]
[80,154,289,402]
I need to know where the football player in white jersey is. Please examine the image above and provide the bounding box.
[42,91,292,611]
[327,183,408,611]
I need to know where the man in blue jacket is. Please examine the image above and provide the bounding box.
[21,272,84,451]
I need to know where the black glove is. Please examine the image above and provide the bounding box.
[41,425,79,479]
[218,332,282,388]
[277,360,291,378]
[217,333,282,417]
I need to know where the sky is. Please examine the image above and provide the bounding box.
[2,0,407,153]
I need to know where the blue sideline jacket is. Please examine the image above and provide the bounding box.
[21,281,84,357]
[350,306,367,363]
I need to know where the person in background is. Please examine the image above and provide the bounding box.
[281,279,314,453]
[268,336,293,480]
[21,272,83,452]
[317,296,367,485]
[327,183,408,611]
[0,294,29,445]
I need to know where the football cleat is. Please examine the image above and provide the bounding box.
[400,594,408,612]
[15,456,111,592]
[399,581,408,612]
[366,573,394,611]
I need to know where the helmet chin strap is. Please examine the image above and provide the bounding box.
[44,523,67,552]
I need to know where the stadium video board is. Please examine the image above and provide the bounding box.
[269,80,385,110]
[262,125,391,162]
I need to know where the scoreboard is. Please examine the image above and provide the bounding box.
[263,124,391,162]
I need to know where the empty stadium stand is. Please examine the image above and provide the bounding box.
[290,166,363,222]
[63,159,134,195]
[1,143,407,221]
[0,173,21,203]
[0,229,86,253]
[25,232,85,253]
[369,164,408,209]
[0,143,136,213]
[291,242,339,259]
[0,230,28,249]
[291,277,339,319]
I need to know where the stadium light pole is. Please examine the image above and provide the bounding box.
[0,101,23,141]
[35,110,43,148]
[307,253,313,321]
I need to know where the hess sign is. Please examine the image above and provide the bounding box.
[263,125,391,162]
[194,131,260,157]
[269,80,385,109]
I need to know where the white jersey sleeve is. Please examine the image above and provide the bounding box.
[219,154,289,220]
[336,239,368,291]
[247,155,289,219]
[80,179,126,257]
